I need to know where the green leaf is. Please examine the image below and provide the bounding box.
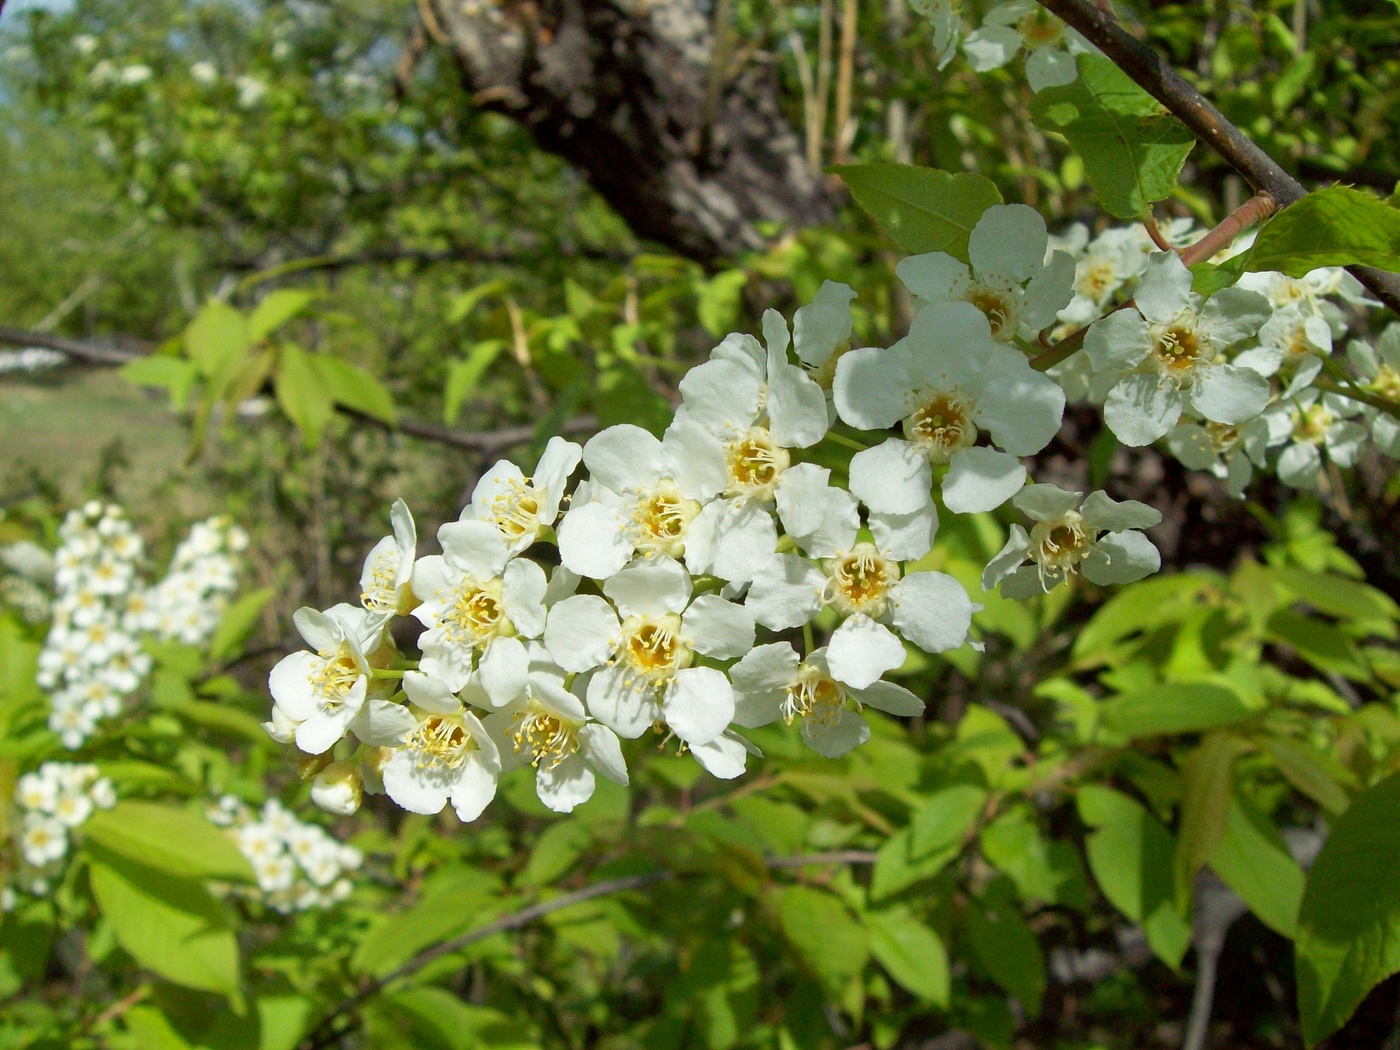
[1265,609,1370,679]
[1030,54,1195,218]
[274,342,335,447]
[695,269,748,338]
[184,301,250,382]
[870,827,961,900]
[311,356,396,425]
[1296,772,1400,1045]
[442,340,505,424]
[1100,682,1255,738]
[962,882,1046,1016]
[1270,568,1399,634]
[120,356,200,411]
[830,163,1002,261]
[981,805,1090,910]
[909,785,987,859]
[777,885,869,992]
[1243,186,1400,277]
[1174,733,1244,906]
[247,289,314,342]
[83,801,254,883]
[208,587,273,664]
[1078,786,1191,967]
[89,856,243,1006]
[445,279,508,324]
[1208,796,1304,938]
[365,989,534,1050]
[1262,736,1352,814]
[350,866,501,978]
[868,905,950,1006]
[517,821,591,888]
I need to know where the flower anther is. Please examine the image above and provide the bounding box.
[1029,511,1092,587]
[619,613,692,685]
[904,391,979,463]
[724,427,790,500]
[631,480,700,558]
[510,701,582,770]
[824,543,900,618]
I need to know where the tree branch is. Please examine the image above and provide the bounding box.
[0,325,596,454]
[296,850,879,1050]
[1035,0,1400,315]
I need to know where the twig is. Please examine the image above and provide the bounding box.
[832,0,859,166]
[0,324,144,366]
[1033,0,1400,315]
[1142,211,1174,253]
[296,849,879,1050]
[1177,193,1278,267]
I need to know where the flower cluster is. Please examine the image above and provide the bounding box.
[4,762,115,903]
[1046,219,1398,495]
[0,539,54,623]
[35,503,246,748]
[267,256,1167,820]
[208,795,361,913]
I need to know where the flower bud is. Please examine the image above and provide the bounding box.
[310,762,363,816]
[263,707,299,744]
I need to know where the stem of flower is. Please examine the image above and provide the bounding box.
[371,668,406,680]
[1312,378,1400,421]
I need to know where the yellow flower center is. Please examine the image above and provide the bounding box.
[510,701,581,770]
[1077,257,1119,303]
[1370,364,1400,403]
[1150,319,1208,380]
[618,613,692,685]
[309,650,361,709]
[1205,421,1240,451]
[904,391,978,463]
[443,577,512,646]
[725,427,790,499]
[1018,8,1064,48]
[782,664,849,727]
[489,477,544,541]
[826,543,899,617]
[410,714,477,772]
[360,548,401,614]
[963,280,1019,340]
[1292,403,1334,445]
[632,480,699,558]
[1029,511,1092,587]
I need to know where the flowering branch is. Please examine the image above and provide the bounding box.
[296,851,879,1050]
[1033,0,1400,316]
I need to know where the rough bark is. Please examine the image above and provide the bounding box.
[427,0,838,263]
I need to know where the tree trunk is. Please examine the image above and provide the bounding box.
[427,0,838,264]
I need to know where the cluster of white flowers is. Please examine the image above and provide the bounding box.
[266,237,1174,821]
[35,503,246,748]
[1045,217,1397,496]
[907,0,1089,91]
[0,347,68,375]
[129,516,249,645]
[3,762,115,903]
[208,796,361,914]
[0,539,54,623]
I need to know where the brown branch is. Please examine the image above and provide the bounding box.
[1177,192,1278,267]
[1034,0,1400,315]
[0,325,597,453]
[296,850,880,1050]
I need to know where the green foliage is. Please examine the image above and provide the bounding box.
[1296,773,1400,1045]
[1030,54,1196,219]
[830,164,1002,261]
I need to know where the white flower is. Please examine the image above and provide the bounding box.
[359,499,417,621]
[267,604,381,754]
[1347,324,1400,459]
[962,0,1089,92]
[1166,417,1275,499]
[482,657,629,814]
[745,481,974,689]
[1265,390,1368,489]
[364,672,502,822]
[1054,224,1153,327]
[731,643,925,757]
[556,420,726,580]
[897,205,1076,344]
[119,64,153,86]
[190,60,218,84]
[982,485,1162,598]
[310,762,364,816]
[1083,252,1273,446]
[465,437,582,554]
[835,300,1065,514]
[410,520,546,701]
[21,814,68,867]
[908,0,965,69]
[675,307,830,583]
[544,556,753,744]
